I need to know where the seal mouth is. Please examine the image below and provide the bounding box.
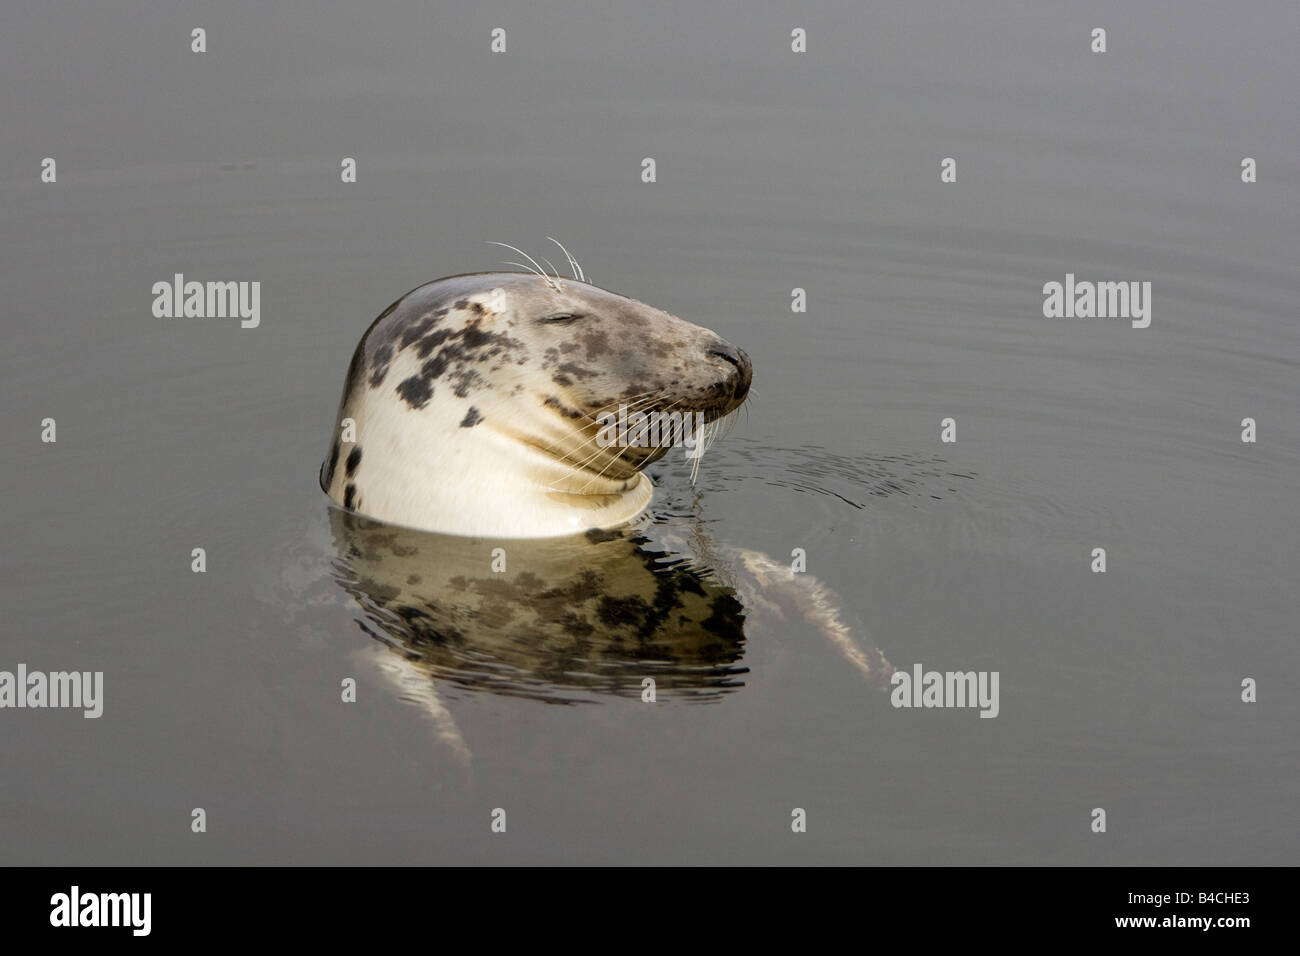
[547,353,752,487]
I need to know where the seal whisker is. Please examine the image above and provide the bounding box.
[687,402,743,486]
[550,394,666,475]
[545,427,627,480]
[487,241,559,290]
[547,236,583,282]
[465,377,668,478]
[570,395,690,494]
[689,420,710,485]
[546,390,665,458]
[560,402,667,492]
[587,389,663,418]
[499,260,542,277]
[715,407,741,443]
[574,442,638,494]
[545,401,660,470]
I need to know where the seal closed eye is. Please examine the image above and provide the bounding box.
[320,271,752,538]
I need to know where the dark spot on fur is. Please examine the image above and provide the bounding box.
[344,483,357,510]
[343,346,366,399]
[321,440,340,490]
[579,328,612,360]
[556,362,598,381]
[451,369,482,397]
[346,446,362,477]
[399,313,440,349]
[416,328,453,358]
[460,407,483,428]
[369,344,394,387]
[396,375,433,409]
[544,396,584,420]
[421,353,449,381]
[382,323,524,407]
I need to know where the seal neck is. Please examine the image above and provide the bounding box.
[352,424,655,538]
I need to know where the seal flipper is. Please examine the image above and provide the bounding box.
[725,547,892,689]
[352,641,473,766]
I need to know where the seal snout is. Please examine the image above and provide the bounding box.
[707,341,753,406]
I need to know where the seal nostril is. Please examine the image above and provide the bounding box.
[709,345,744,368]
[707,344,753,402]
[709,344,752,380]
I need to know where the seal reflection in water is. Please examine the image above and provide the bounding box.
[329,510,748,704]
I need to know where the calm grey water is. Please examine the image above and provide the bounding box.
[3,1,1297,865]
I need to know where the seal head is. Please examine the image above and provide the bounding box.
[320,272,751,537]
